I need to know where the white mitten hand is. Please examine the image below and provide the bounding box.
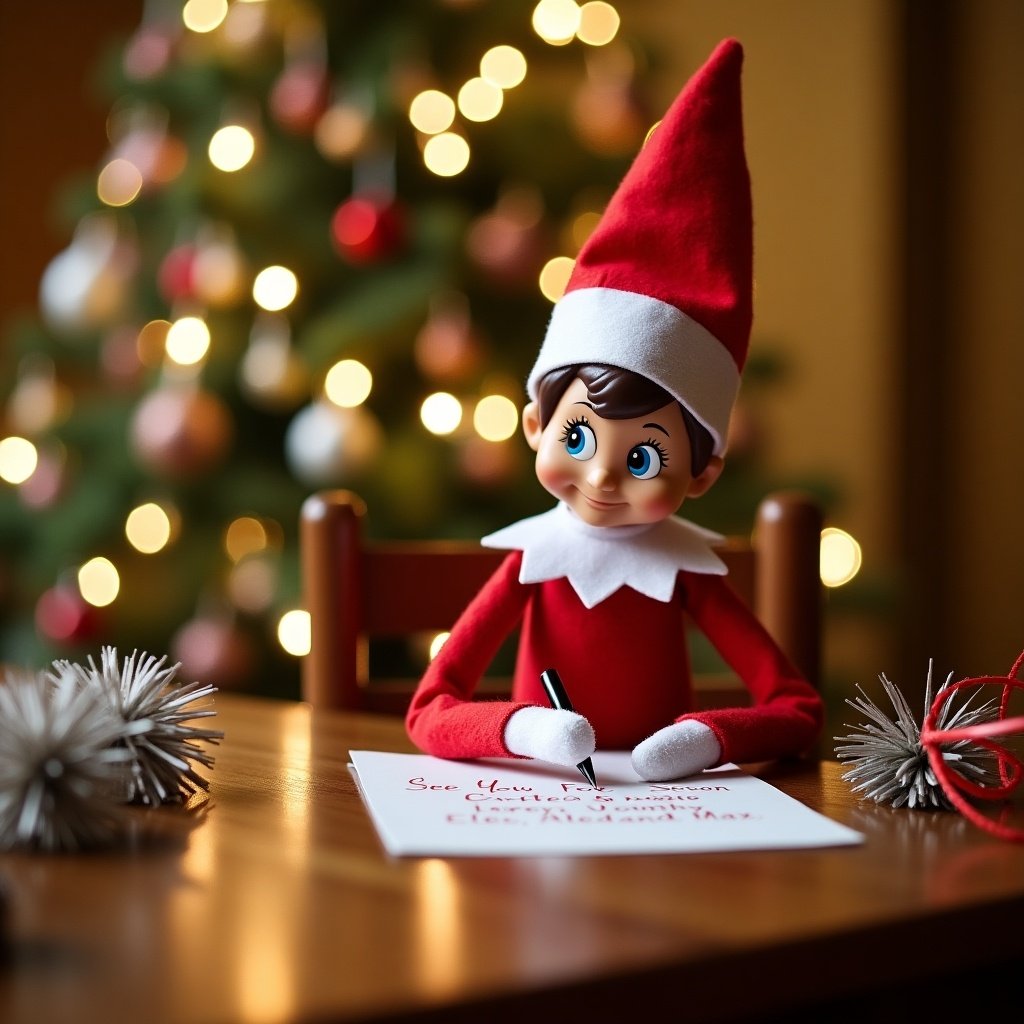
[631,720,720,782]
[504,706,595,766]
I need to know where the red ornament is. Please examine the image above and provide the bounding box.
[157,244,198,304]
[35,584,100,646]
[331,196,405,264]
[131,386,234,478]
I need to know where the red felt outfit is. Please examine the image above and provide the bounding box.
[406,549,823,765]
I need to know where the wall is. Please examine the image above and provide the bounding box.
[948,0,1024,676]
[631,0,901,689]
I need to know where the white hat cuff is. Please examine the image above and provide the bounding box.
[526,287,740,455]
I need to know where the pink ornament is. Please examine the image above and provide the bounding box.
[171,616,256,689]
[270,62,330,134]
[131,387,233,478]
[35,585,100,646]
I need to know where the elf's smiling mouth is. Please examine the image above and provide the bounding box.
[580,493,626,511]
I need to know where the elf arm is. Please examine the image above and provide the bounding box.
[676,571,823,764]
[406,550,592,761]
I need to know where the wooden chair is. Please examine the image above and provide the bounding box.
[300,490,823,713]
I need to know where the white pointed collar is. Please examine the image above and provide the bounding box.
[481,503,726,609]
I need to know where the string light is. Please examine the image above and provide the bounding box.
[576,2,620,46]
[208,125,256,172]
[820,527,863,588]
[182,0,228,34]
[420,392,463,435]
[423,132,470,177]
[324,359,372,408]
[644,120,662,147]
[480,46,527,89]
[137,319,171,367]
[277,609,311,657]
[473,395,518,442]
[532,0,581,46]
[408,90,456,135]
[538,256,576,302]
[457,78,503,122]
[97,158,143,207]
[0,436,38,485]
[570,209,602,248]
[224,516,269,562]
[429,632,451,660]
[125,502,175,554]
[165,316,211,366]
[252,265,298,311]
[78,557,120,608]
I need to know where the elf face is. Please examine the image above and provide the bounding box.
[523,376,723,528]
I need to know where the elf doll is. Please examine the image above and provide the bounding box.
[406,39,823,781]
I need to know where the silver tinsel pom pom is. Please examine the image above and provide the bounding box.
[835,662,1000,810]
[54,647,224,806]
[0,666,130,851]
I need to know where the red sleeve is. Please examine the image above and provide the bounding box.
[676,572,824,765]
[405,551,536,759]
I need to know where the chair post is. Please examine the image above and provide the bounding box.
[754,492,823,687]
[300,490,367,709]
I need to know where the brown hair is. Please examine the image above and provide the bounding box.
[535,363,715,476]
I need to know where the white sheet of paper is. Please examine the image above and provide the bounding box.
[349,750,863,857]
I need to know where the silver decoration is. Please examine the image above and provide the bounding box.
[0,666,130,851]
[835,661,1000,810]
[55,647,223,806]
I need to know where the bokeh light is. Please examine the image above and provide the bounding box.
[423,132,470,177]
[408,90,456,135]
[182,0,228,34]
[420,392,463,435]
[97,158,143,207]
[252,265,298,311]
[457,77,503,122]
[538,256,576,302]
[225,515,269,562]
[208,125,256,172]
[324,359,373,408]
[429,631,451,660]
[576,2,620,45]
[473,395,518,442]
[480,45,527,89]
[819,527,863,588]
[532,0,581,45]
[125,502,175,554]
[278,609,311,657]
[165,316,211,366]
[0,436,39,485]
[78,556,120,607]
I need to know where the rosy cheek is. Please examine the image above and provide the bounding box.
[535,450,570,494]
[639,483,686,519]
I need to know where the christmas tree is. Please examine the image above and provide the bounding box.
[0,0,668,696]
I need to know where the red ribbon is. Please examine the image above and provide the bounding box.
[920,650,1024,842]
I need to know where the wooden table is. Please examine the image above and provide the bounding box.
[1,694,1022,1024]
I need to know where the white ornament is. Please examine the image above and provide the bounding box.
[39,213,135,333]
[284,400,383,485]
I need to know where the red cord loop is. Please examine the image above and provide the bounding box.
[919,652,1024,842]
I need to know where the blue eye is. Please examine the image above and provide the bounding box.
[628,444,663,479]
[564,421,597,461]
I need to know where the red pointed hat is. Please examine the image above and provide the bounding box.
[527,38,752,456]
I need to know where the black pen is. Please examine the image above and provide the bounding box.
[539,668,598,787]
